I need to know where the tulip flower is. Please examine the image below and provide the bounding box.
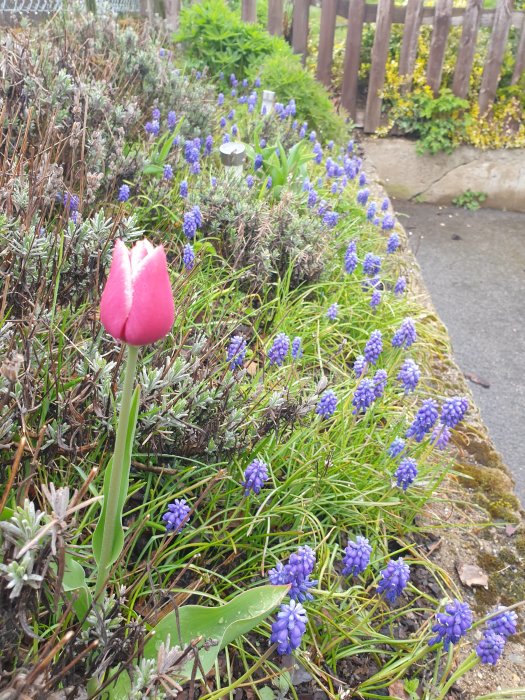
[94,238,174,599]
[100,239,175,346]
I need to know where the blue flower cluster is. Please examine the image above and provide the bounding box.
[242,458,269,496]
[183,205,202,240]
[377,558,411,603]
[316,390,338,418]
[227,335,247,370]
[268,332,291,366]
[429,599,473,650]
[342,536,372,577]
[162,499,191,533]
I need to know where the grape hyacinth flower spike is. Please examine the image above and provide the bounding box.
[227,335,247,370]
[342,536,372,577]
[268,333,290,366]
[162,499,191,533]
[377,558,410,603]
[364,330,383,365]
[394,457,418,491]
[316,390,338,418]
[242,458,269,496]
[326,303,339,321]
[476,630,506,665]
[429,599,473,650]
[270,601,308,655]
[487,606,518,638]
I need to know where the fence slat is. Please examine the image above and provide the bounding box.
[398,0,424,90]
[267,0,283,35]
[241,0,257,22]
[341,0,366,119]
[479,0,514,113]
[426,0,453,94]
[364,0,393,133]
[316,0,338,86]
[292,0,310,62]
[452,0,483,98]
[511,12,525,84]
[164,0,180,30]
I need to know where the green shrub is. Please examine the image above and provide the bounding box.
[249,53,348,141]
[177,0,287,77]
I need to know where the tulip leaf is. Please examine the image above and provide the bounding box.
[107,585,289,699]
[92,385,141,568]
[62,555,91,620]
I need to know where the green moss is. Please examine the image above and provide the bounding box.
[457,463,520,522]
[475,550,524,613]
[515,533,525,557]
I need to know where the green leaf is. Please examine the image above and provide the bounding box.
[62,555,91,620]
[149,584,289,672]
[92,385,140,568]
[108,585,288,699]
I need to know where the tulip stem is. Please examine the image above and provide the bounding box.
[95,343,139,600]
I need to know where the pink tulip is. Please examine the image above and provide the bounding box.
[100,239,175,345]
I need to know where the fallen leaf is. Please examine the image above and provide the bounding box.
[388,680,408,698]
[246,361,258,377]
[463,371,490,388]
[457,562,489,589]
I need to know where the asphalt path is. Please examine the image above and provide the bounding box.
[396,201,525,505]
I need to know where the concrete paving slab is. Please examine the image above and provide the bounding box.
[396,201,525,504]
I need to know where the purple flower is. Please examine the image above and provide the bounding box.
[270,601,308,655]
[309,131,317,142]
[397,359,420,394]
[370,289,381,309]
[326,303,338,321]
[167,111,177,130]
[162,499,191,533]
[184,141,200,165]
[118,184,130,202]
[353,355,367,377]
[316,390,337,418]
[352,379,376,414]
[254,153,263,170]
[476,630,506,665]
[366,202,377,221]
[487,607,518,638]
[345,241,358,274]
[323,211,339,228]
[151,107,161,120]
[307,189,318,208]
[182,243,195,271]
[406,399,439,442]
[163,164,173,181]
[220,116,227,129]
[145,119,160,136]
[394,276,407,295]
[182,211,197,239]
[63,192,79,212]
[211,176,217,188]
[431,422,451,450]
[255,77,261,87]
[230,73,237,86]
[227,335,247,369]
[180,180,188,198]
[260,138,267,148]
[381,198,390,211]
[291,336,302,360]
[205,134,213,155]
[395,457,418,491]
[364,330,383,365]
[289,545,316,579]
[382,214,395,231]
[388,437,405,457]
[192,205,202,228]
[363,253,381,276]
[218,93,225,106]
[429,599,473,650]
[246,175,254,188]
[387,233,400,253]
[342,536,372,577]
[231,124,238,137]
[392,318,417,349]
[268,333,290,366]
[227,109,235,121]
[242,458,269,496]
[268,562,289,586]
[359,173,367,187]
[357,188,370,206]
[441,396,468,428]
[373,369,387,399]
[266,176,272,189]
[377,558,410,603]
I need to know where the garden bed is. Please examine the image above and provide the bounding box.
[0,4,523,699]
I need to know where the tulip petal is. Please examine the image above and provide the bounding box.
[100,240,133,342]
[130,239,154,275]
[123,245,175,345]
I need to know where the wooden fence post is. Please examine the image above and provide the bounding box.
[164,0,180,30]
[511,15,525,84]
[452,0,483,98]
[242,0,257,23]
[267,0,283,35]
[292,0,310,63]
[140,0,153,20]
[364,0,393,133]
[479,0,514,113]
[341,0,366,120]
[398,0,424,91]
[316,0,338,87]
[426,0,453,95]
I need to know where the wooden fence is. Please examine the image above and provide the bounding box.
[246,0,525,132]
